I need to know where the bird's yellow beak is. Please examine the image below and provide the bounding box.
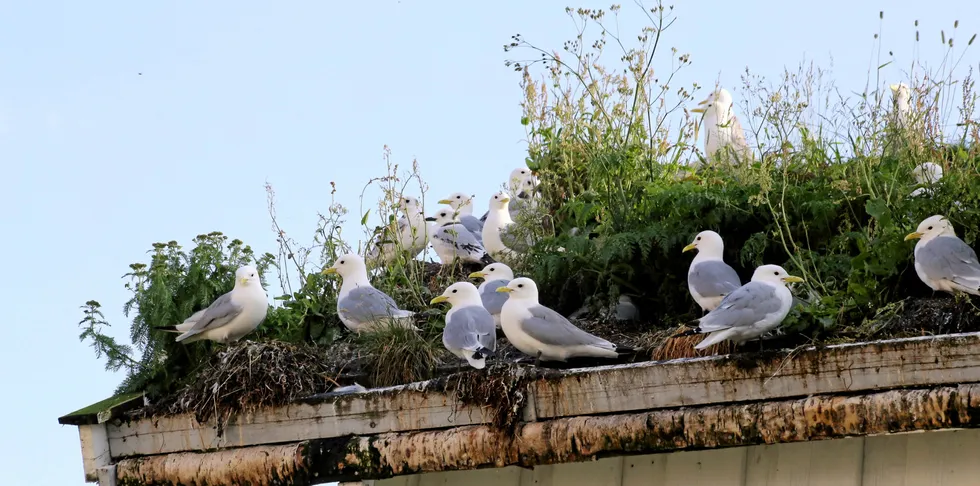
[430,295,449,305]
[889,84,900,92]
[690,97,709,114]
[682,242,698,253]
[690,106,706,114]
[240,277,249,286]
[500,196,511,203]
[437,199,452,205]
[468,271,486,279]
[321,267,338,275]
[904,231,924,241]
[496,287,514,293]
[782,275,804,283]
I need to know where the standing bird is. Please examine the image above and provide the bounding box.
[468,262,515,328]
[426,206,494,266]
[365,196,432,268]
[905,215,980,296]
[690,264,803,350]
[510,173,542,220]
[497,277,622,363]
[430,282,497,369]
[322,254,417,333]
[480,167,534,223]
[482,192,532,259]
[438,192,484,242]
[683,230,742,313]
[890,82,912,130]
[910,162,944,197]
[157,265,269,344]
[691,88,752,164]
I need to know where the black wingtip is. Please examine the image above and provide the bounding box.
[671,327,701,338]
[480,253,496,265]
[614,345,637,355]
[474,346,496,359]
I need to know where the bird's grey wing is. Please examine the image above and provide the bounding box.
[434,224,486,257]
[522,305,615,348]
[480,279,510,315]
[184,291,244,334]
[918,237,980,285]
[690,260,742,298]
[698,282,780,333]
[338,286,401,323]
[444,306,496,351]
[499,225,531,252]
[459,215,485,240]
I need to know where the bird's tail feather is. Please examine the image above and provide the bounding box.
[693,329,732,350]
[155,325,182,334]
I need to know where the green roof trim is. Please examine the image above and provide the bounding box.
[58,392,145,426]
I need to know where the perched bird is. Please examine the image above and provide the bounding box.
[910,162,944,197]
[691,88,752,164]
[468,262,515,328]
[690,264,803,350]
[365,195,432,267]
[905,215,980,295]
[430,282,497,369]
[157,265,269,344]
[480,167,534,223]
[482,191,532,259]
[614,295,639,323]
[497,277,621,363]
[426,206,494,266]
[510,173,542,220]
[683,230,742,313]
[321,253,417,333]
[890,82,912,130]
[438,192,484,242]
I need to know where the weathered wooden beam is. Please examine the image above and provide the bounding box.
[112,384,980,485]
[105,332,980,459]
[531,332,980,419]
[77,423,111,483]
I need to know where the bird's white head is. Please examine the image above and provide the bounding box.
[488,191,512,211]
[509,168,533,190]
[496,277,539,300]
[890,83,911,101]
[438,192,474,211]
[469,262,515,282]
[235,265,262,288]
[426,206,457,226]
[682,230,725,257]
[516,174,540,199]
[430,281,482,307]
[913,162,943,185]
[691,88,734,116]
[750,264,804,287]
[398,195,422,214]
[321,253,368,281]
[905,215,956,243]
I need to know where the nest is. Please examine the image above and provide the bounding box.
[439,363,548,433]
[141,341,343,431]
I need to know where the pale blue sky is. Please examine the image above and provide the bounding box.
[0,1,975,484]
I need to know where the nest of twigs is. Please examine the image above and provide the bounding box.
[143,341,341,433]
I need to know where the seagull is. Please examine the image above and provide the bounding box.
[468,262,515,328]
[890,83,912,130]
[510,173,542,220]
[321,253,417,333]
[479,167,534,223]
[364,195,432,268]
[438,192,484,242]
[482,191,532,259]
[689,264,803,350]
[497,277,622,363]
[682,230,742,313]
[910,162,944,197]
[691,88,752,164]
[430,282,497,369]
[426,206,494,266]
[157,265,269,343]
[905,215,980,296]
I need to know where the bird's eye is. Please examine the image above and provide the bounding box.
[696,236,701,241]
[774,271,780,275]
[456,195,461,199]
[340,260,345,264]
[928,226,933,230]
[488,268,494,272]
[517,284,524,288]
[451,289,457,293]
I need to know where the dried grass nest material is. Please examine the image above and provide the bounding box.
[143,341,343,429]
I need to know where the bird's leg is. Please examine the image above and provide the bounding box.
[534,350,543,367]
[758,339,765,353]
